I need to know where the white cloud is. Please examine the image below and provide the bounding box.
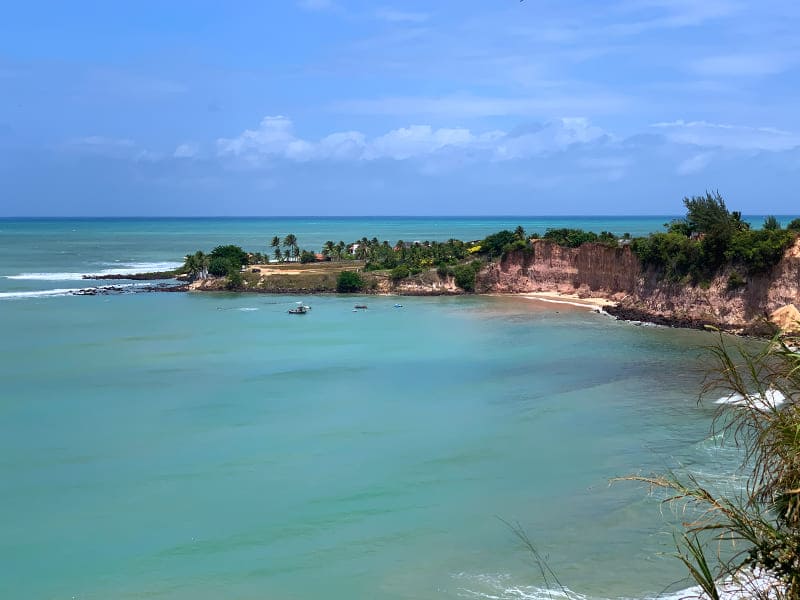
[217,116,306,159]
[317,131,367,160]
[651,120,800,151]
[495,118,606,159]
[368,125,476,160]
[677,152,714,175]
[216,115,612,167]
[174,143,198,158]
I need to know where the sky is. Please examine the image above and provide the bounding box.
[1,0,799,216]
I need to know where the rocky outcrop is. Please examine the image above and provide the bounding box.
[374,272,462,295]
[478,239,800,334]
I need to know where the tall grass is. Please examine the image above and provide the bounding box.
[625,331,800,599]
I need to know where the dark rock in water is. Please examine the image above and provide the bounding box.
[71,283,187,297]
[83,271,178,281]
[605,305,719,331]
[142,283,189,293]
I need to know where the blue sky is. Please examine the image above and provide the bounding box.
[1,0,799,216]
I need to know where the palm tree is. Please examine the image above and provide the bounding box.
[183,250,209,281]
[283,234,298,261]
[273,247,282,263]
[195,251,209,279]
[336,241,346,260]
[515,225,526,241]
[270,236,280,253]
[183,253,198,279]
[323,240,335,260]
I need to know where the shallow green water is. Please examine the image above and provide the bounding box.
[0,218,740,599]
[0,291,733,600]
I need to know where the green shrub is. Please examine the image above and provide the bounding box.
[390,264,410,281]
[631,232,701,282]
[226,268,243,290]
[633,220,795,281]
[436,263,454,277]
[299,250,317,264]
[336,271,364,293]
[542,228,599,248]
[501,238,531,255]
[208,256,234,277]
[597,231,618,247]
[210,244,248,269]
[726,229,794,274]
[453,264,478,292]
[480,230,517,257]
[787,218,800,231]
[763,215,781,231]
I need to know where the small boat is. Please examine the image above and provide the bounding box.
[354,304,368,310]
[288,301,311,315]
[394,303,403,308]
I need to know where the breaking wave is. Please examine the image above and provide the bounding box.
[4,261,182,281]
[714,389,785,409]
[453,570,782,600]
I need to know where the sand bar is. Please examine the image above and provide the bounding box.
[516,291,617,309]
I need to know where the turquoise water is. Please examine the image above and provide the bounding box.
[0,219,743,599]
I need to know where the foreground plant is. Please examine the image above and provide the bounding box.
[625,332,800,600]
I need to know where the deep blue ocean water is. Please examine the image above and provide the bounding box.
[0,217,752,599]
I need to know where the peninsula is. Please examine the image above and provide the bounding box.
[112,194,800,336]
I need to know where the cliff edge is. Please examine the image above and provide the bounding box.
[478,238,800,334]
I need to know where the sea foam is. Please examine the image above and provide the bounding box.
[714,389,785,409]
[0,282,148,300]
[454,571,782,600]
[0,287,85,299]
[4,262,183,281]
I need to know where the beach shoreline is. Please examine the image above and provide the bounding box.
[512,291,617,309]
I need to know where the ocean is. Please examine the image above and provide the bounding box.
[0,217,750,599]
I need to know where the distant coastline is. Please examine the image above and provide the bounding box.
[31,197,799,337]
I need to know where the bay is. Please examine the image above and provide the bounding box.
[0,218,741,599]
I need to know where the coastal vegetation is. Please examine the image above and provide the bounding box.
[541,228,618,248]
[175,194,798,305]
[336,270,364,293]
[626,333,800,600]
[632,192,796,283]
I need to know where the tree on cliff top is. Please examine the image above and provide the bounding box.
[683,190,748,236]
[209,245,248,268]
[183,250,209,280]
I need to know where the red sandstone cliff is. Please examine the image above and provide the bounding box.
[478,239,800,333]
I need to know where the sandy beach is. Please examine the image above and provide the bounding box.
[516,291,618,309]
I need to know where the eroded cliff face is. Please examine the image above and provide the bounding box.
[478,241,639,298]
[478,239,800,332]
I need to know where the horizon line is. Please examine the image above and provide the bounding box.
[4,214,797,220]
